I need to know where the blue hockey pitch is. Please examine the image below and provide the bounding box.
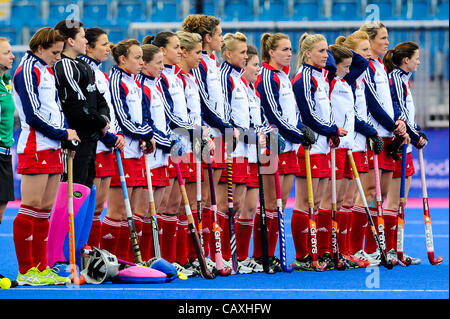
[0,205,448,301]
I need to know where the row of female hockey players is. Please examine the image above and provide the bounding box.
[11,14,427,285]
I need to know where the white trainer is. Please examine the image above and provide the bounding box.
[240,257,263,273]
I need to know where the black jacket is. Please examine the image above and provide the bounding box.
[54,54,110,141]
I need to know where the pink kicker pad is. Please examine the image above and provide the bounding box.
[117,265,167,284]
[46,182,91,268]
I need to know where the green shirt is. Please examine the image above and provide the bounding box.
[0,73,15,148]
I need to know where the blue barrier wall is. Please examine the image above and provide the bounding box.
[9,129,449,199]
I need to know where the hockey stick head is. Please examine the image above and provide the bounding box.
[399,256,412,266]
[384,260,394,270]
[217,267,232,276]
[282,263,295,273]
[200,269,216,279]
[429,254,444,265]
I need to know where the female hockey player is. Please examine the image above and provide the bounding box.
[81,27,125,248]
[13,27,79,285]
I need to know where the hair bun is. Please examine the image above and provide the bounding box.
[143,35,154,45]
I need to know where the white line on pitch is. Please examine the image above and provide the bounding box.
[5,287,449,293]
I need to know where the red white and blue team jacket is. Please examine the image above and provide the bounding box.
[79,55,119,153]
[177,67,204,155]
[136,72,172,168]
[364,57,403,138]
[109,65,154,159]
[13,51,68,154]
[256,62,305,153]
[243,77,273,164]
[159,64,195,152]
[191,51,232,137]
[178,68,202,127]
[292,55,338,155]
[389,67,422,153]
[329,51,369,150]
[352,70,378,152]
[220,60,249,157]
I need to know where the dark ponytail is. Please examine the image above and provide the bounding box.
[383,41,419,73]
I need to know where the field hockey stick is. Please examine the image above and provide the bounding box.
[330,146,346,270]
[174,161,215,279]
[304,148,326,272]
[207,156,232,276]
[372,149,388,255]
[114,149,143,265]
[196,160,205,254]
[273,158,294,272]
[418,148,443,265]
[143,154,161,259]
[256,140,275,274]
[225,144,239,274]
[347,150,393,269]
[66,145,85,284]
[397,144,412,266]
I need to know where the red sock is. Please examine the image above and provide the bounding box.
[267,209,278,257]
[235,218,253,261]
[317,208,332,256]
[32,208,51,271]
[187,211,198,261]
[364,207,379,254]
[176,215,188,265]
[160,214,178,263]
[342,205,353,255]
[252,207,262,258]
[220,212,231,261]
[87,210,103,248]
[349,205,367,254]
[336,208,349,255]
[291,209,310,260]
[383,208,399,252]
[13,205,37,274]
[140,217,153,261]
[115,221,132,262]
[99,216,122,255]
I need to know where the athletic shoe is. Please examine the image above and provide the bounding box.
[366,249,382,266]
[205,258,218,272]
[41,266,72,285]
[346,254,370,268]
[386,249,399,266]
[269,256,283,273]
[16,267,55,286]
[222,258,253,274]
[240,257,263,273]
[293,255,314,271]
[172,262,199,277]
[354,249,380,266]
[191,258,217,273]
[222,258,231,270]
[253,256,282,273]
[236,261,254,274]
[319,253,335,270]
[340,254,360,269]
[404,253,421,265]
